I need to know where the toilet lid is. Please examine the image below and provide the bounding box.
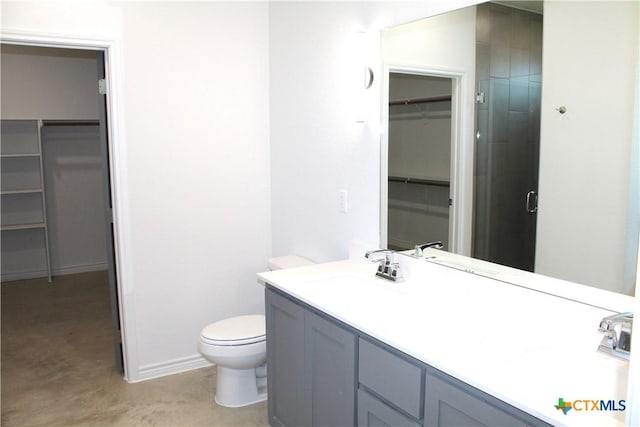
[200,314,265,346]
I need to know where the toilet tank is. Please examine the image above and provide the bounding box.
[268,255,314,271]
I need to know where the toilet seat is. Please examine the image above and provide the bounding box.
[201,335,265,346]
[200,314,265,346]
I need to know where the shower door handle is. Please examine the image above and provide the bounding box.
[526,191,538,213]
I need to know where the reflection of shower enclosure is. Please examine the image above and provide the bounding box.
[387,73,452,251]
[473,3,542,271]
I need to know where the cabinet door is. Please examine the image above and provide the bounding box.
[425,370,551,427]
[306,310,357,427]
[266,288,310,427]
[358,389,421,427]
[359,338,423,419]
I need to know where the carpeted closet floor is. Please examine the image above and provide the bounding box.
[1,271,268,426]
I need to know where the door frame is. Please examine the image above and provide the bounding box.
[380,63,474,256]
[1,31,135,381]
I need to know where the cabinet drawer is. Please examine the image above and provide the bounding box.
[358,338,423,418]
[358,389,421,427]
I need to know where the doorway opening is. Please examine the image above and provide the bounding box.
[386,73,454,251]
[0,43,123,373]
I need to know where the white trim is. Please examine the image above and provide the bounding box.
[380,64,390,249]
[135,354,212,383]
[625,4,640,423]
[380,63,473,256]
[0,30,137,382]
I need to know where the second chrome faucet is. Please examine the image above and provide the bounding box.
[414,240,444,258]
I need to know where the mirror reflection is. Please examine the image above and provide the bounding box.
[387,73,453,252]
[382,0,638,296]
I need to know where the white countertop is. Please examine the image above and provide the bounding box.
[257,255,631,427]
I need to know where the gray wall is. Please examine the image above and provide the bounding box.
[1,45,99,120]
[42,125,108,276]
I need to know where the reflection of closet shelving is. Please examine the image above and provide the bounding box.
[388,175,449,188]
[389,95,452,106]
[389,96,452,122]
[1,119,52,282]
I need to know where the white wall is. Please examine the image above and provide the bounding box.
[120,2,271,378]
[2,1,271,381]
[536,1,639,295]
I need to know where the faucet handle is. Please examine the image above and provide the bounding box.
[598,312,633,332]
[389,262,402,281]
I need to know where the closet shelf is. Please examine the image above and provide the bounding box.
[0,118,52,282]
[389,95,452,106]
[1,153,41,158]
[388,175,450,188]
[1,188,44,195]
[1,222,46,231]
[41,120,99,127]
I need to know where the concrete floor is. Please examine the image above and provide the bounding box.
[1,271,269,426]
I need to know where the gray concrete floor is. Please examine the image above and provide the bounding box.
[1,271,269,426]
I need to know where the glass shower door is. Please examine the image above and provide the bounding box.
[472,2,542,272]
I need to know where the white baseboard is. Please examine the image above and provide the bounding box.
[1,268,49,282]
[52,262,108,276]
[1,262,108,283]
[132,354,212,383]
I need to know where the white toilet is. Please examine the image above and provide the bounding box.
[198,255,314,407]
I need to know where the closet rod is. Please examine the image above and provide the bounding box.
[41,120,100,127]
[388,176,450,188]
[389,95,451,106]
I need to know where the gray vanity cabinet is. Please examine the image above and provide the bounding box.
[265,285,551,427]
[358,389,421,427]
[265,287,357,427]
[265,288,308,426]
[358,337,424,426]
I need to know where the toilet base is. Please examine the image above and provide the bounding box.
[214,365,267,408]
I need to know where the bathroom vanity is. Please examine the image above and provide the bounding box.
[258,253,632,427]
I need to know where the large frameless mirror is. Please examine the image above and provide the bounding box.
[381,0,639,297]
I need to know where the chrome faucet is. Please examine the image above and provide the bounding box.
[597,312,632,361]
[414,240,444,257]
[365,249,403,282]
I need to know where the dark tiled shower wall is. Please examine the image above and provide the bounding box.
[473,2,542,271]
